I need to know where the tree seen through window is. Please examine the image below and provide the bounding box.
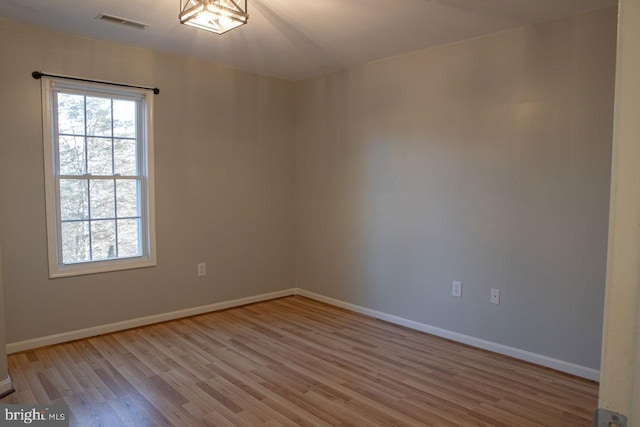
[56,92,142,264]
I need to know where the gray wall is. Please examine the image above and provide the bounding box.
[0,19,295,343]
[294,7,616,369]
[0,243,8,384]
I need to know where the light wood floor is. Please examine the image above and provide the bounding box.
[2,296,598,426]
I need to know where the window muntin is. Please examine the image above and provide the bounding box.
[42,78,156,277]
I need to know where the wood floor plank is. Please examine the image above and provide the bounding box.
[1,296,598,426]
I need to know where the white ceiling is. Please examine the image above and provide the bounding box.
[0,0,617,81]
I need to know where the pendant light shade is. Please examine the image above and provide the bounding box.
[179,0,248,35]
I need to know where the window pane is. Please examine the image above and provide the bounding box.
[57,93,85,135]
[86,96,112,137]
[59,135,86,175]
[60,179,89,220]
[91,220,116,260]
[114,139,137,175]
[117,219,141,257]
[116,180,140,217]
[87,137,113,175]
[61,221,90,264]
[113,99,136,138]
[90,180,115,219]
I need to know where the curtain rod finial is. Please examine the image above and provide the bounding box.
[32,71,43,80]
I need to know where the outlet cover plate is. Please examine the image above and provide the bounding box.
[197,263,206,277]
[452,281,462,297]
[490,288,500,304]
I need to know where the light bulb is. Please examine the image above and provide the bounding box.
[196,10,216,25]
[218,16,233,28]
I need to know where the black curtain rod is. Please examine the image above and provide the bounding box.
[32,71,160,95]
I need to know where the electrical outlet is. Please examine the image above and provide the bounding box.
[452,281,462,297]
[490,288,500,304]
[197,263,206,277]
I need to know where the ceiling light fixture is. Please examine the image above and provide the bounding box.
[179,0,248,35]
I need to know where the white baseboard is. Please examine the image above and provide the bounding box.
[7,288,296,354]
[0,375,13,396]
[295,289,600,381]
[5,286,599,381]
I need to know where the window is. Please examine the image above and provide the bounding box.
[41,77,156,278]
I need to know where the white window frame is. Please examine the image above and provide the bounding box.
[41,77,157,278]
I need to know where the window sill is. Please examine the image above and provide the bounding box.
[49,256,157,279]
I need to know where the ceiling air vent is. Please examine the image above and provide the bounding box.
[96,13,149,30]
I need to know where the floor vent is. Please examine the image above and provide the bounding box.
[96,13,148,30]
